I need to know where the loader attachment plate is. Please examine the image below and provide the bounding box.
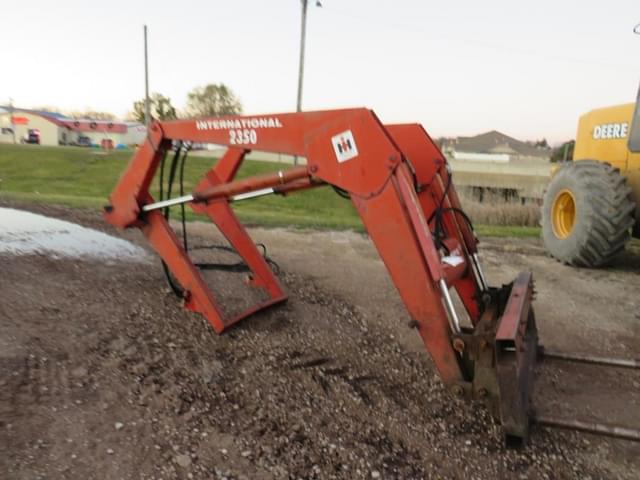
[494,271,538,445]
[458,271,538,445]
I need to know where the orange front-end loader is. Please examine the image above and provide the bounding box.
[104,108,639,445]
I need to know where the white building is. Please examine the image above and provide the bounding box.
[0,107,146,147]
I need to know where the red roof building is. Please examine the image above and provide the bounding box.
[0,107,146,147]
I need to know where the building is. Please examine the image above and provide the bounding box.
[0,107,146,147]
[441,130,551,163]
[440,131,552,201]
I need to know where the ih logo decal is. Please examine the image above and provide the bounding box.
[331,130,359,163]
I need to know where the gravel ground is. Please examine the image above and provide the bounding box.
[1,202,638,479]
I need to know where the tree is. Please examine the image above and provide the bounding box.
[67,110,116,120]
[186,83,242,117]
[551,140,574,163]
[83,110,116,121]
[130,93,178,123]
[33,105,63,114]
[534,138,550,149]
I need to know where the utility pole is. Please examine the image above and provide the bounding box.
[8,97,16,144]
[144,25,150,131]
[296,0,309,116]
[294,0,321,165]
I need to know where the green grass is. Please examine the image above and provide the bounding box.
[0,143,540,237]
[473,225,540,238]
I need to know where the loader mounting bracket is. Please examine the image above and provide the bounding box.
[453,272,538,445]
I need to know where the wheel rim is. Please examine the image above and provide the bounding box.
[551,189,576,239]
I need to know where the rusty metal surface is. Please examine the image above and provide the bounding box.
[494,273,538,445]
[495,272,534,344]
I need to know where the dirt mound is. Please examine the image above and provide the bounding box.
[1,203,638,479]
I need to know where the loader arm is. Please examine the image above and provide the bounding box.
[105,108,538,443]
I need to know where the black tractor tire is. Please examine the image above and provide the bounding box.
[541,160,636,267]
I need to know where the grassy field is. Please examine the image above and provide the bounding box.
[0,143,540,237]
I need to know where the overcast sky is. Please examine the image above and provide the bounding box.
[1,0,638,143]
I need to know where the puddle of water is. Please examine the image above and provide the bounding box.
[0,208,148,261]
